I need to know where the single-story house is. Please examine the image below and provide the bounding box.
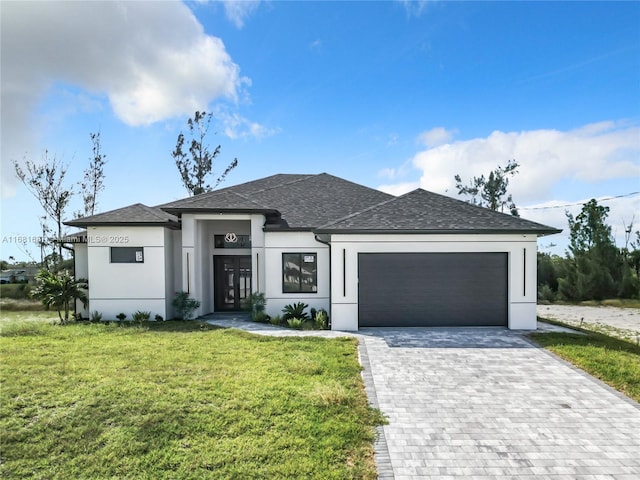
[65,173,560,330]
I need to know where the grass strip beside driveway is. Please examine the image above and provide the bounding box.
[1,321,384,479]
[529,328,640,403]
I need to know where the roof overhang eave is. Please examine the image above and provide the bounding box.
[313,228,563,236]
[64,221,182,230]
[160,207,280,216]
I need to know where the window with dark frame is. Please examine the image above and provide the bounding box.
[282,252,317,293]
[110,247,144,263]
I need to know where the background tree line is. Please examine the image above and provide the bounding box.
[456,161,639,302]
[538,200,639,302]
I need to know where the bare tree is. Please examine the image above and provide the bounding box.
[172,111,238,196]
[454,159,520,216]
[77,131,107,218]
[13,150,73,265]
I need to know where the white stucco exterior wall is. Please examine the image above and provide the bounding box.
[85,226,171,320]
[180,214,261,317]
[328,233,539,331]
[73,243,90,318]
[263,231,330,318]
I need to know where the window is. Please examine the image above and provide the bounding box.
[111,247,144,263]
[282,253,317,293]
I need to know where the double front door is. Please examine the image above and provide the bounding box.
[214,256,251,311]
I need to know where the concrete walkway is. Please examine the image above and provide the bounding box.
[203,317,640,479]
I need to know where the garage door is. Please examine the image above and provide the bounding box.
[358,252,508,327]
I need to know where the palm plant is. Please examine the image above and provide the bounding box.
[31,269,88,324]
[282,302,309,321]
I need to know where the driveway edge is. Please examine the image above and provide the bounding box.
[523,333,640,411]
[358,338,395,480]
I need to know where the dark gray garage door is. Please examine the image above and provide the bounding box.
[358,252,508,327]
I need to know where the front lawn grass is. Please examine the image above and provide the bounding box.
[1,320,384,479]
[529,330,640,403]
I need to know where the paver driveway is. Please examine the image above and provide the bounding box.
[204,317,640,479]
[358,327,640,480]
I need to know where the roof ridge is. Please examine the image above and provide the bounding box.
[412,188,554,226]
[138,204,177,221]
[246,174,317,195]
[230,190,277,210]
[317,192,402,229]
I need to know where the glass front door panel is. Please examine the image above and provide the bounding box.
[214,256,251,311]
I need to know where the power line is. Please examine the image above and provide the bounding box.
[518,191,640,211]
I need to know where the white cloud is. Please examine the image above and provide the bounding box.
[377,157,414,180]
[1,1,250,197]
[398,0,433,17]
[378,181,420,196]
[416,127,456,147]
[409,121,639,203]
[220,0,261,28]
[520,193,640,254]
[309,39,323,51]
[379,120,640,253]
[215,108,280,140]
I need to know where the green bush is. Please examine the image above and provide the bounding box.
[132,311,151,323]
[90,311,103,323]
[116,313,127,321]
[246,292,267,321]
[315,309,329,330]
[155,314,164,321]
[287,318,304,329]
[282,302,309,321]
[269,315,282,326]
[537,284,556,303]
[172,291,201,320]
[0,283,33,300]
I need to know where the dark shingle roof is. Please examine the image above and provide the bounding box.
[316,188,561,235]
[65,204,180,228]
[157,173,394,229]
[65,174,560,235]
[61,230,88,243]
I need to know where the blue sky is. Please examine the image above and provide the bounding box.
[1,1,639,262]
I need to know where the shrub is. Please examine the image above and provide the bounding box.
[253,311,269,323]
[90,310,103,323]
[315,309,329,330]
[282,302,309,321]
[537,284,556,303]
[0,283,33,300]
[287,317,304,329]
[246,292,267,321]
[269,315,282,326]
[132,311,151,323]
[172,291,201,320]
[116,313,127,321]
[155,314,164,321]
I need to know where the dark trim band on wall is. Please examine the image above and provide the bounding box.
[256,252,260,292]
[186,252,190,294]
[523,248,526,296]
[343,249,346,297]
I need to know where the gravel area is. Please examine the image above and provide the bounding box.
[537,304,640,338]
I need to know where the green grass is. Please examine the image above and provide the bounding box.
[1,283,44,311]
[543,298,640,309]
[0,283,33,300]
[0,319,384,479]
[529,329,640,403]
